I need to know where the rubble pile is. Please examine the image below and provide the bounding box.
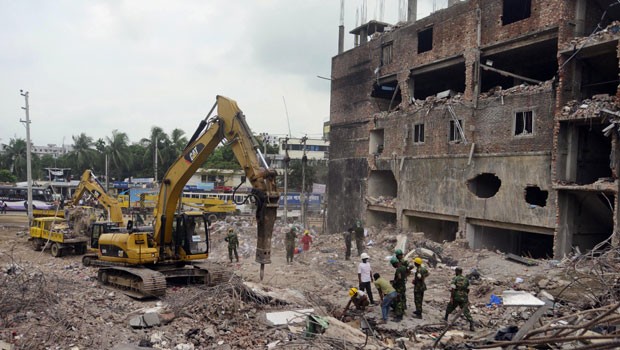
[484,80,553,97]
[365,195,396,208]
[560,94,620,120]
[2,215,620,349]
[561,21,620,52]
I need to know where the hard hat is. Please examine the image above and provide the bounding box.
[291,226,298,232]
[360,252,370,260]
[414,257,423,265]
[390,256,399,265]
[228,228,234,232]
[394,249,403,256]
[349,287,358,297]
[304,230,309,235]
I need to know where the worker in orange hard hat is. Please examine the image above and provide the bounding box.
[412,257,429,318]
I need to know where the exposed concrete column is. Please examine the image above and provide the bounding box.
[575,0,587,37]
[338,25,344,54]
[565,125,578,182]
[612,134,620,247]
[408,0,417,23]
[360,27,368,45]
[555,191,575,258]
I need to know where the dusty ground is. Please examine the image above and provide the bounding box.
[0,213,612,349]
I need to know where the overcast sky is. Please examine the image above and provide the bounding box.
[0,0,446,147]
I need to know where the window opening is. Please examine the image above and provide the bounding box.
[525,186,548,207]
[515,111,533,136]
[381,43,393,66]
[414,123,425,143]
[449,120,463,142]
[418,27,433,53]
[502,0,531,25]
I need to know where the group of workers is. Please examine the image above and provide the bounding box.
[342,219,473,330]
[226,225,314,264]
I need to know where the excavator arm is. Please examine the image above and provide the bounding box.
[153,95,279,279]
[72,170,124,226]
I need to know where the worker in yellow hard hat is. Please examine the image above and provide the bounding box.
[412,257,429,318]
[343,287,369,314]
[301,229,313,252]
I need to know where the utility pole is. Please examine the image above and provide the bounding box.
[300,135,308,229]
[19,90,33,225]
[154,135,158,181]
[283,137,290,223]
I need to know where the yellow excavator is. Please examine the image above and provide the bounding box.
[71,169,125,227]
[82,96,279,298]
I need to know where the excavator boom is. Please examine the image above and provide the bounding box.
[72,170,124,226]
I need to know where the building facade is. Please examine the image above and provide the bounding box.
[328,0,620,258]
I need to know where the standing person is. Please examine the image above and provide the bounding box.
[343,229,352,260]
[444,267,475,331]
[0,200,6,214]
[285,226,297,263]
[373,273,397,324]
[301,229,313,252]
[357,252,375,305]
[391,256,408,321]
[348,220,365,256]
[224,227,239,263]
[412,257,430,318]
[395,249,413,273]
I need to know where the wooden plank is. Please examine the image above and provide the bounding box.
[505,253,538,266]
[506,300,553,350]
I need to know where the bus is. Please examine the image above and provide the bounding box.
[0,185,54,211]
[182,191,255,215]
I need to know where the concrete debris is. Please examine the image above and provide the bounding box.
[365,195,395,207]
[265,309,314,325]
[561,21,620,52]
[560,94,620,120]
[2,214,620,349]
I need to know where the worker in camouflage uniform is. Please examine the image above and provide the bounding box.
[224,227,239,263]
[349,220,365,256]
[395,249,413,273]
[444,267,475,331]
[390,256,408,321]
[285,226,298,264]
[412,257,429,318]
[343,229,352,260]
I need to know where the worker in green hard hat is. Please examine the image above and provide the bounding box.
[390,256,407,321]
[394,248,413,273]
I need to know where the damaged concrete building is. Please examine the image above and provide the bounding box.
[327,0,620,258]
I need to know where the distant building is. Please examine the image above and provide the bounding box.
[31,144,73,158]
[257,133,279,147]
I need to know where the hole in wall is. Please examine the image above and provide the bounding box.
[467,173,501,198]
[525,186,548,207]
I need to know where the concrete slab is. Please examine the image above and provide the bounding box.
[502,290,545,307]
[265,308,314,325]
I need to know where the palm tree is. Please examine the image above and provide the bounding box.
[71,133,95,172]
[106,130,131,181]
[170,128,188,156]
[141,126,170,181]
[4,138,28,180]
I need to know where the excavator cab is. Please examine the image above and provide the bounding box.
[170,212,210,257]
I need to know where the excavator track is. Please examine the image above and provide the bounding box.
[97,266,167,299]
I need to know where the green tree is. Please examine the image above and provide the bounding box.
[202,144,241,170]
[3,138,28,180]
[287,159,328,193]
[71,133,96,172]
[106,130,131,181]
[0,169,16,183]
